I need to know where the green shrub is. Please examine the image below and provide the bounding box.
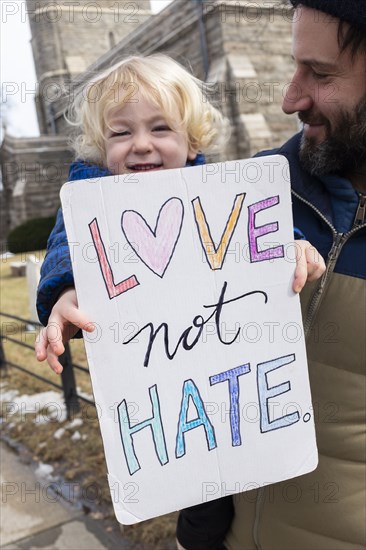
[7,217,56,253]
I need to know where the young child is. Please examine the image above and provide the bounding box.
[36,53,324,373]
[35,53,325,550]
[36,54,227,370]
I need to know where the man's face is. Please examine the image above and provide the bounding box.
[282,5,366,176]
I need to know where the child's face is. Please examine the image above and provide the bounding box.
[104,94,196,175]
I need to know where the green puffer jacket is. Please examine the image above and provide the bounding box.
[225,133,366,549]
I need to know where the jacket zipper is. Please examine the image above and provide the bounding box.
[253,190,365,549]
[353,192,366,226]
[303,232,344,335]
[291,190,366,337]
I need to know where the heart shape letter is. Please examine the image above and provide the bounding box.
[121,197,184,278]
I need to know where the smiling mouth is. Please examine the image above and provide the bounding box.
[128,164,163,171]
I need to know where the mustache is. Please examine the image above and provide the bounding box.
[298,111,328,126]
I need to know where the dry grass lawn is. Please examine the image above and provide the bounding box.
[0,252,177,549]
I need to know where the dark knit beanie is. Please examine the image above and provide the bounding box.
[289,1,366,33]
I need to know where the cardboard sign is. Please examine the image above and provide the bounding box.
[61,156,318,524]
[27,255,43,323]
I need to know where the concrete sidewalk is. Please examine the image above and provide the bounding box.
[0,441,142,550]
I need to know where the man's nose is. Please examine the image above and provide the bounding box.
[282,70,313,114]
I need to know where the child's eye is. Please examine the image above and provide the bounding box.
[153,125,171,132]
[107,128,130,138]
[112,130,130,137]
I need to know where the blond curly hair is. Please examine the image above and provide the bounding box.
[67,54,229,165]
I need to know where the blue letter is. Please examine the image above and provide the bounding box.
[117,384,168,475]
[257,354,300,432]
[176,379,217,458]
[210,364,251,446]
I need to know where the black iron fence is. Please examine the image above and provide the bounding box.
[0,312,94,419]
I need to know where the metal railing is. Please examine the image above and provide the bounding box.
[0,312,94,419]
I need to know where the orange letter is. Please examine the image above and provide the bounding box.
[192,193,245,270]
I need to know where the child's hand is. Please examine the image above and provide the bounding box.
[35,288,95,374]
[293,240,326,293]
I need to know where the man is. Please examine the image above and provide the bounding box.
[177,1,366,548]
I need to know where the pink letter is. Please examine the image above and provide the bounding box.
[89,218,139,299]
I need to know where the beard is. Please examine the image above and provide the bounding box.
[298,95,366,177]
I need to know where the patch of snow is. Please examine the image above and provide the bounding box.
[53,428,65,440]
[0,389,19,402]
[25,323,38,332]
[0,391,66,422]
[76,386,94,402]
[66,418,83,430]
[48,405,67,423]
[70,431,81,441]
[82,434,87,441]
[35,462,56,481]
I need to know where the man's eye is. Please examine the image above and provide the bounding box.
[312,71,329,80]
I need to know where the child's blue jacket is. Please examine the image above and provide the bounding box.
[36,156,205,326]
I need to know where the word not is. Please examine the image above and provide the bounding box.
[124,281,268,367]
[117,353,301,475]
[108,319,305,346]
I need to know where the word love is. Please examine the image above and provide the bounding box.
[117,353,301,476]
[89,194,284,300]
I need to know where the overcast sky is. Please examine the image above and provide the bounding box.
[1,0,173,138]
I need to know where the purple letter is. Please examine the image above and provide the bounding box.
[248,196,284,262]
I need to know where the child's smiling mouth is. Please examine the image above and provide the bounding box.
[128,163,163,171]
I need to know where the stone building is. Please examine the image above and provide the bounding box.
[0,0,298,245]
[0,0,152,245]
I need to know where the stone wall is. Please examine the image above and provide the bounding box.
[0,135,73,237]
[26,0,152,135]
[220,0,298,153]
